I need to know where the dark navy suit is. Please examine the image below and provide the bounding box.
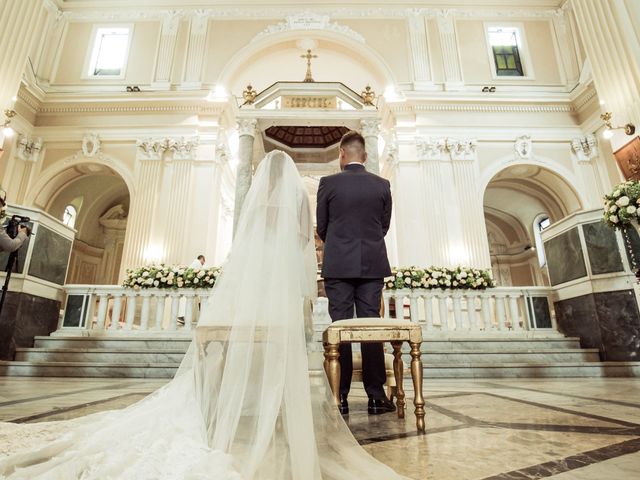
[317,163,392,398]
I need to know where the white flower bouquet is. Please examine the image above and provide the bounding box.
[603,180,640,230]
[385,266,495,291]
[123,264,222,290]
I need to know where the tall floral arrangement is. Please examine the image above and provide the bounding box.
[603,180,640,230]
[385,266,495,291]
[122,264,222,290]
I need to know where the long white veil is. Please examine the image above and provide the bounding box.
[0,150,407,480]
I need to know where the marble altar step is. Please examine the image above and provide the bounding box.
[1,360,640,378]
[1,334,636,379]
[14,348,187,364]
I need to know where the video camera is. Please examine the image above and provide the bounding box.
[5,214,31,238]
[0,190,31,238]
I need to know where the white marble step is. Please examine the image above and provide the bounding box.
[15,348,187,364]
[2,360,640,378]
[0,361,178,378]
[34,336,192,350]
[419,349,601,363]
[33,336,583,352]
[421,362,640,378]
[14,347,600,365]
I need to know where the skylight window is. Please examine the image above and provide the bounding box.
[86,26,132,78]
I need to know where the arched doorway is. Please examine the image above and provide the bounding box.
[483,164,583,286]
[36,163,130,285]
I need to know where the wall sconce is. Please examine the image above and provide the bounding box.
[601,112,635,139]
[2,109,16,137]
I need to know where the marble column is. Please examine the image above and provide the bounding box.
[406,14,432,88]
[233,119,257,234]
[119,142,165,276]
[435,10,464,91]
[361,119,381,174]
[448,138,491,268]
[161,139,199,263]
[0,0,49,146]
[572,0,640,149]
[152,11,181,89]
[182,13,208,89]
[416,137,450,266]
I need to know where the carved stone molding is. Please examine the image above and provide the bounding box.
[252,12,365,44]
[360,119,380,138]
[571,134,598,162]
[136,137,199,160]
[417,137,447,161]
[237,119,258,137]
[514,135,532,159]
[82,132,101,157]
[416,136,477,161]
[446,137,477,160]
[16,134,42,162]
[215,142,231,165]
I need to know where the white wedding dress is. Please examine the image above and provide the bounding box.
[0,151,408,480]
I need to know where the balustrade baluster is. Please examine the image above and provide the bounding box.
[124,293,137,330]
[410,295,419,323]
[508,294,521,331]
[154,292,166,330]
[452,292,463,331]
[95,293,109,330]
[495,294,507,331]
[169,293,180,330]
[394,294,403,320]
[423,293,434,330]
[109,294,123,331]
[383,294,391,319]
[140,293,151,331]
[466,292,479,331]
[437,294,448,331]
[185,293,195,330]
[480,295,492,330]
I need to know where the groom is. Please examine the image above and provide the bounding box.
[317,131,395,415]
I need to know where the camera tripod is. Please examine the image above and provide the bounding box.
[0,248,19,320]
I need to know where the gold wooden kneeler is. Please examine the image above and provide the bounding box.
[322,318,426,433]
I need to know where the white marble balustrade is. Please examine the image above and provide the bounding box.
[382,287,557,335]
[59,286,556,337]
[61,285,214,335]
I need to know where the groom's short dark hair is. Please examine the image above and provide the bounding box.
[340,131,365,150]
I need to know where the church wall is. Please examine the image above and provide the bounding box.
[203,20,273,83]
[52,21,160,86]
[339,20,411,84]
[457,19,563,86]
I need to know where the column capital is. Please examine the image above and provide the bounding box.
[136,136,199,161]
[571,134,598,163]
[416,136,447,161]
[237,118,257,137]
[447,137,477,161]
[360,118,381,138]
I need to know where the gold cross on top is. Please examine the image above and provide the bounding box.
[301,49,317,83]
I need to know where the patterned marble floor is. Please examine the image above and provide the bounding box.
[1,377,639,479]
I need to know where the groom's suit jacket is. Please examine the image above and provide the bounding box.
[317,163,392,279]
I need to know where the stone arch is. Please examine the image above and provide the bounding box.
[217,28,397,93]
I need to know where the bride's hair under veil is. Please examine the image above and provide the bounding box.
[0,150,408,480]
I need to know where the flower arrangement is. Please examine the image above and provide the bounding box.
[603,180,640,230]
[122,264,222,290]
[385,266,495,291]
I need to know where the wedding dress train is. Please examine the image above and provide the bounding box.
[0,151,408,480]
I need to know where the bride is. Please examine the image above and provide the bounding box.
[0,150,409,480]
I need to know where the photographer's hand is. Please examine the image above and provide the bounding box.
[18,225,28,236]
